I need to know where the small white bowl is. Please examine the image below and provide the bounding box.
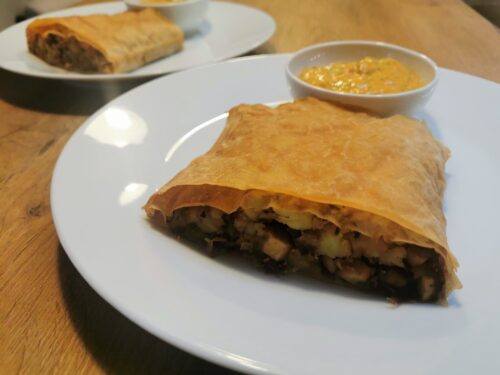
[286,40,438,116]
[124,0,208,35]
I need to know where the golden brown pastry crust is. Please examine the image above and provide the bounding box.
[145,97,461,300]
[26,9,183,73]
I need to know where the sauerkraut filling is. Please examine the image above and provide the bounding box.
[169,206,445,302]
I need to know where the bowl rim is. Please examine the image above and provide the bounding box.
[286,40,439,99]
[124,0,206,8]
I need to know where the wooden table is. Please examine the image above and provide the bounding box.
[1,1,499,373]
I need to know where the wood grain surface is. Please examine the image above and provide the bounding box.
[1,1,499,374]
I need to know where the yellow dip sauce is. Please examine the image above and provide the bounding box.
[299,57,425,95]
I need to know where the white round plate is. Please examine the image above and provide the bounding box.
[52,54,500,374]
[0,1,274,80]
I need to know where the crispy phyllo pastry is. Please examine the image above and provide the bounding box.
[144,97,461,303]
[26,9,183,73]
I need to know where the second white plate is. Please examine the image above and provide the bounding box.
[0,1,275,80]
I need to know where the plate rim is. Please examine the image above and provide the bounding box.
[0,0,276,81]
[51,54,289,375]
